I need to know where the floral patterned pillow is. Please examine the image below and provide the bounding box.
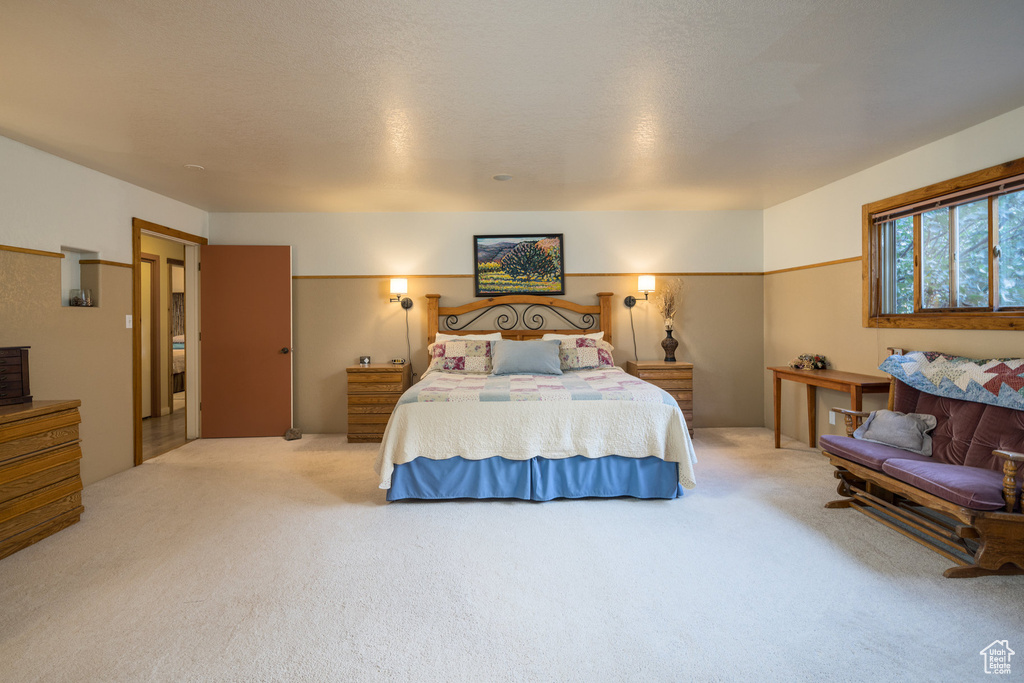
[426,340,493,374]
[559,337,615,371]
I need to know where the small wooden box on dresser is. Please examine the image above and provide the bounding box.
[0,346,32,406]
[626,360,695,436]
[0,400,84,560]
[347,364,413,443]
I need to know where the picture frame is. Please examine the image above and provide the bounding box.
[473,234,565,297]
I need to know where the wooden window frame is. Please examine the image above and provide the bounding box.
[863,156,1024,330]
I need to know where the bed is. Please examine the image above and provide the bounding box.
[172,335,186,393]
[375,293,697,501]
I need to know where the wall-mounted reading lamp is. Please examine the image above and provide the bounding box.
[623,275,655,361]
[390,278,413,309]
[390,278,414,368]
[623,275,656,308]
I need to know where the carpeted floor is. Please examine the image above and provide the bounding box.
[0,428,1020,682]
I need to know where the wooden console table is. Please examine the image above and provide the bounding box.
[768,366,890,449]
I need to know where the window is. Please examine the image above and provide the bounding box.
[864,157,1024,329]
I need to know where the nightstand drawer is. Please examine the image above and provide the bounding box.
[347,422,388,434]
[636,369,691,380]
[351,382,407,393]
[348,413,392,425]
[348,372,405,384]
[651,378,692,391]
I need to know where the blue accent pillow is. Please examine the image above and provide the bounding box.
[491,340,562,375]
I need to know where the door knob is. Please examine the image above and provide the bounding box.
[281,347,290,354]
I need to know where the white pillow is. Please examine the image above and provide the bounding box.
[541,332,605,341]
[434,332,503,342]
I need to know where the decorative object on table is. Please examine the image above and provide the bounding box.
[473,234,564,296]
[623,275,656,361]
[0,346,32,406]
[69,289,93,307]
[789,354,829,370]
[654,279,683,362]
[359,355,371,365]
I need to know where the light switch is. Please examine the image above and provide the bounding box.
[126,314,133,329]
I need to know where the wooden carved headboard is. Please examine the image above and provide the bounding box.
[426,293,613,346]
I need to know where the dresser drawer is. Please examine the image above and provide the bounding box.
[0,407,80,447]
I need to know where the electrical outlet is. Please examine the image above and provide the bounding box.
[125,314,133,329]
[829,410,836,425]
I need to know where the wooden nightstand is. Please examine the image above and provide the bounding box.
[626,360,694,436]
[346,363,412,443]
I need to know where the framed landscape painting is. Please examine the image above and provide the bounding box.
[474,234,565,296]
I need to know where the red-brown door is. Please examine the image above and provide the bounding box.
[200,245,292,437]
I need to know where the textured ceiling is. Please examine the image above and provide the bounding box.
[2,0,1024,212]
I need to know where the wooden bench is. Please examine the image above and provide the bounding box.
[820,377,1024,578]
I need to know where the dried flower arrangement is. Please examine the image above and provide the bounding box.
[789,354,829,370]
[654,279,683,330]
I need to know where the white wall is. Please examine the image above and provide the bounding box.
[0,136,208,259]
[763,104,1024,271]
[209,211,763,276]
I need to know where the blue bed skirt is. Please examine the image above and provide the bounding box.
[387,455,683,501]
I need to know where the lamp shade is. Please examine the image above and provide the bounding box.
[390,278,408,295]
[637,275,656,293]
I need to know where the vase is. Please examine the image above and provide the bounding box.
[661,329,678,362]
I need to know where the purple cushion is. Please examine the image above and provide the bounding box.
[893,381,985,465]
[820,434,932,471]
[881,459,1008,511]
[963,405,1024,480]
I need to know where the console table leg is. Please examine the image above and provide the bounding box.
[773,372,781,448]
[806,384,816,447]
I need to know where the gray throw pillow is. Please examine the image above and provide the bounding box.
[853,409,938,455]
[491,340,563,375]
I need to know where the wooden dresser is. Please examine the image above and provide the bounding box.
[347,364,413,443]
[627,360,694,436]
[0,400,84,560]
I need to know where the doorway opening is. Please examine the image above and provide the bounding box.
[132,218,207,466]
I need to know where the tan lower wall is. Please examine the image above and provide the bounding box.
[764,260,1024,445]
[293,273,765,433]
[0,250,133,486]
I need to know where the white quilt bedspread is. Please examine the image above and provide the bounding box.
[374,370,697,490]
